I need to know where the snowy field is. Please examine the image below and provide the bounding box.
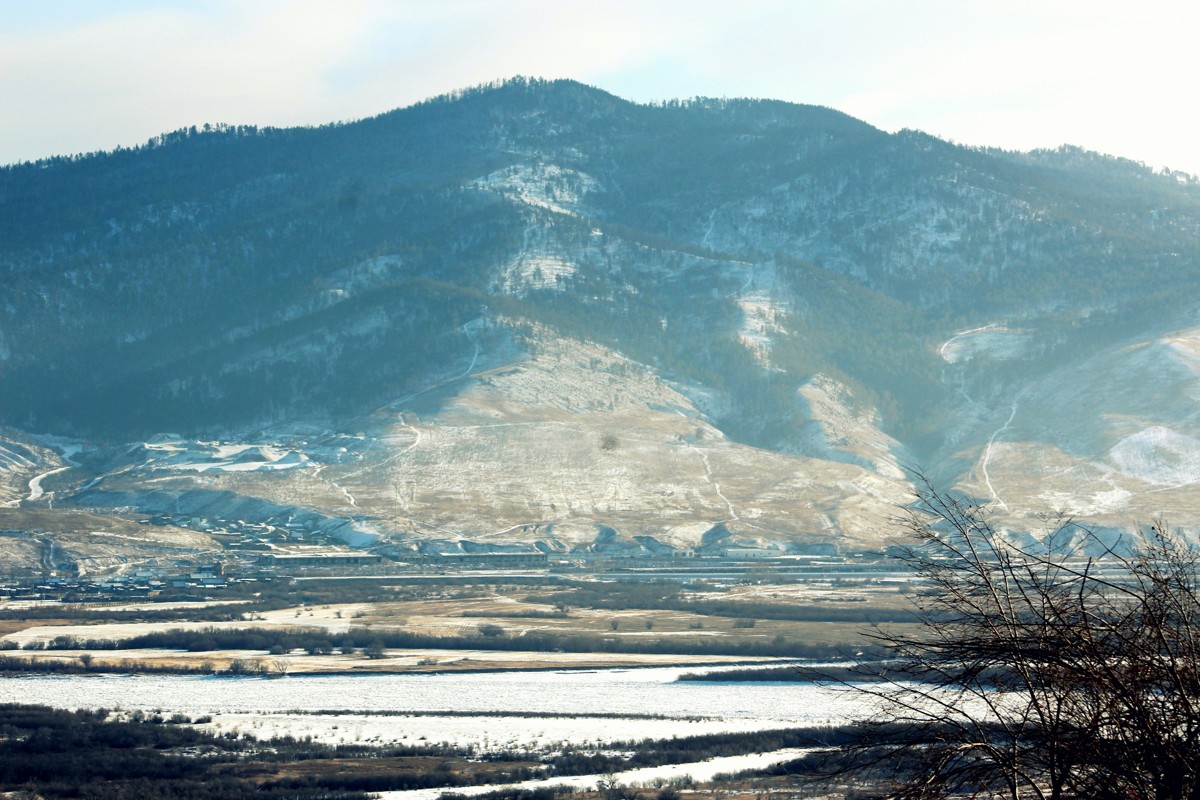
[3,665,870,750]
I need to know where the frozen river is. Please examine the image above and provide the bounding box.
[374,749,816,800]
[2,664,874,750]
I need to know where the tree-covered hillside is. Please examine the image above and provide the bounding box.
[3,77,1200,458]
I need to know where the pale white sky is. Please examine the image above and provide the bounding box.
[3,1,1199,174]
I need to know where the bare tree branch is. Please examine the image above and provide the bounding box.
[830,475,1200,799]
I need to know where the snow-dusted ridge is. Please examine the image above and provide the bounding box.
[139,439,309,473]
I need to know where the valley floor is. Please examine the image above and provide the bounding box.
[0,570,903,799]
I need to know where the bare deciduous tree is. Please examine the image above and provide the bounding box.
[838,478,1200,800]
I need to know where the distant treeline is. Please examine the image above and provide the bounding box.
[543,725,859,777]
[440,789,571,800]
[0,578,549,622]
[0,602,264,624]
[0,702,554,798]
[0,703,371,800]
[262,763,544,795]
[0,654,218,676]
[35,625,866,660]
[0,702,871,799]
[677,663,910,682]
[529,581,919,624]
[677,666,809,682]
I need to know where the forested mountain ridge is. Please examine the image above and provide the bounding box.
[4,77,1200,557]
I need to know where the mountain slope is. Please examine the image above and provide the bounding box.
[4,77,1200,557]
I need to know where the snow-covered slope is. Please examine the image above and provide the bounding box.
[4,78,1200,557]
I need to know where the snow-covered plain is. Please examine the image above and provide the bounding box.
[0,665,869,750]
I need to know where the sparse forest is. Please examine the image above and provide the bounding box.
[4,77,1200,456]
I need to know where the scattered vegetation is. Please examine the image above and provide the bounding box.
[677,666,804,682]
[0,703,370,799]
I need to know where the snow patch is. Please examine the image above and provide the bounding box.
[1109,426,1200,486]
[140,439,309,473]
[1161,328,1200,370]
[473,162,598,216]
[507,255,576,292]
[733,265,788,365]
[736,290,786,363]
[1037,487,1133,516]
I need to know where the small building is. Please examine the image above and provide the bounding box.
[721,547,777,560]
[259,552,384,568]
[425,552,549,568]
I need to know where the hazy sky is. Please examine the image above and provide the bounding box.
[3,1,1199,173]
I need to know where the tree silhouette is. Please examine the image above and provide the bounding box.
[834,477,1200,799]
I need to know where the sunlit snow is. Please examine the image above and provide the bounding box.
[1109,426,1200,486]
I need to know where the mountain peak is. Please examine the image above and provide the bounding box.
[5,80,1200,550]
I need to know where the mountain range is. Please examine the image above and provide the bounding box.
[4,77,1200,570]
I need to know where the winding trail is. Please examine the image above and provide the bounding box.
[701,208,717,251]
[384,316,485,412]
[732,266,754,298]
[460,318,481,377]
[347,314,485,482]
[25,445,83,509]
[980,386,1030,510]
[396,413,423,457]
[939,323,999,362]
[337,485,359,509]
[504,224,534,287]
[689,444,737,523]
[312,463,359,510]
[27,466,70,504]
[333,411,426,486]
